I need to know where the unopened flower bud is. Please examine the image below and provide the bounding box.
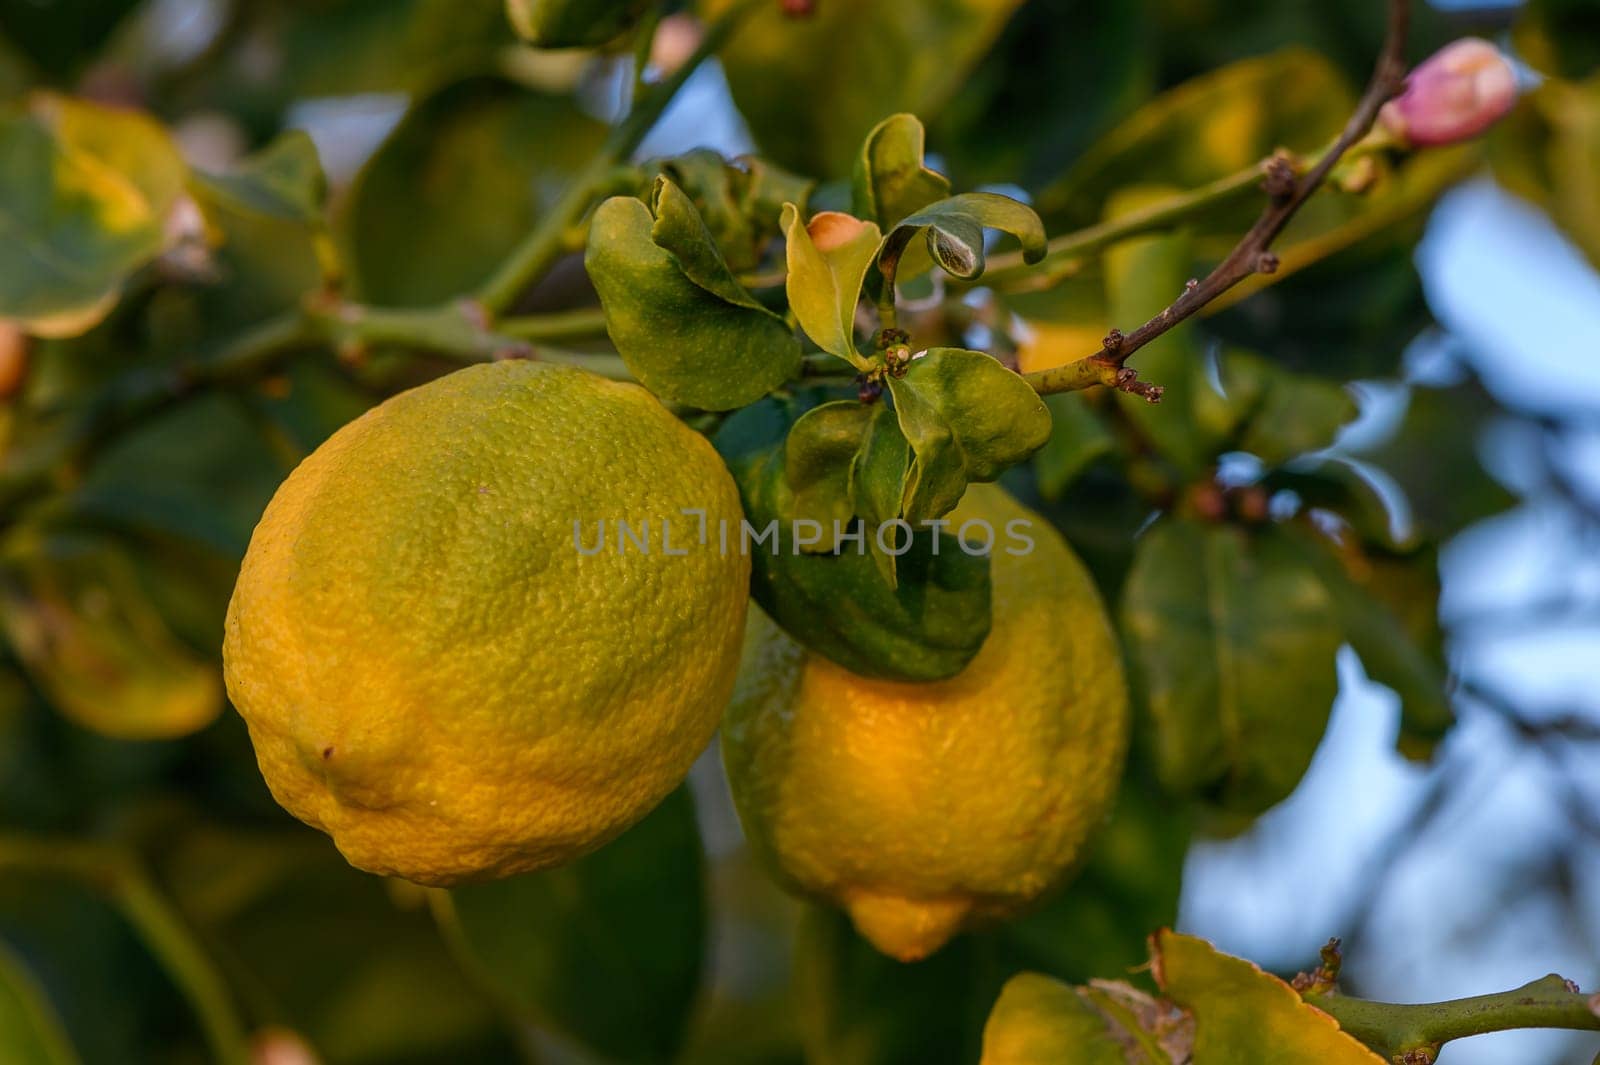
[1380,39,1519,148]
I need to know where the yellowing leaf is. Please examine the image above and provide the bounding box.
[0,537,222,740]
[0,93,186,337]
[1152,931,1385,1064]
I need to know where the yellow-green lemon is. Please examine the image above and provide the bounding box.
[723,485,1129,961]
[224,361,749,886]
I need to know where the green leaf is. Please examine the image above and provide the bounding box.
[506,0,650,47]
[782,204,882,364]
[1152,931,1384,1064]
[647,149,816,273]
[587,188,802,410]
[886,348,1051,522]
[715,396,991,682]
[701,0,1028,177]
[1121,519,1341,815]
[1283,529,1453,759]
[342,76,608,306]
[1035,393,1116,501]
[878,193,1046,284]
[0,533,223,741]
[0,93,186,337]
[853,405,914,585]
[784,401,878,554]
[0,939,80,1065]
[852,114,952,229]
[440,788,705,1063]
[189,130,327,226]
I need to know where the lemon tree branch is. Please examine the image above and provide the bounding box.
[1309,978,1600,1063]
[1021,0,1412,402]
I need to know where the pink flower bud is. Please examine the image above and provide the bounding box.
[1380,39,1519,148]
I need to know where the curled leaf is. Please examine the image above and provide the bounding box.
[878,192,1046,284]
[587,180,801,410]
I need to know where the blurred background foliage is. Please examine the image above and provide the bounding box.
[0,0,1597,1062]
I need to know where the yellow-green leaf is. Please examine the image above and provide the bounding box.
[0,93,186,337]
[782,204,882,365]
[0,535,222,740]
[1152,931,1385,1064]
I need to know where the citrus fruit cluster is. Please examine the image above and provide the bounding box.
[224,363,1128,955]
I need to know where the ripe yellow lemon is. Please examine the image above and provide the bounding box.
[223,361,749,886]
[723,485,1128,961]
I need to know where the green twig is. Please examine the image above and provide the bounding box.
[980,163,1275,290]
[1308,977,1600,1062]
[476,0,763,313]
[499,307,611,342]
[0,835,252,1065]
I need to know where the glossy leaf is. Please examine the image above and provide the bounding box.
[878,193,1046,284]
[588,186,801,410]
[887,348,1052,522]
[715,396,991,682]
[0,940,79,1065]
[782,205,882,364]
[701,0,1028,176]
[0,534,222,741]
[441,788,705,1063]
[506,0,649,47]
[1151,931,1385,1064]
[341,76,607,305]
[0,94,186,337]
[852,114,952,229]
[190,130,327,225]
[1121,519,1341,814]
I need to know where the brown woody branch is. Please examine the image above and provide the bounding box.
[1026,0,1413,401]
